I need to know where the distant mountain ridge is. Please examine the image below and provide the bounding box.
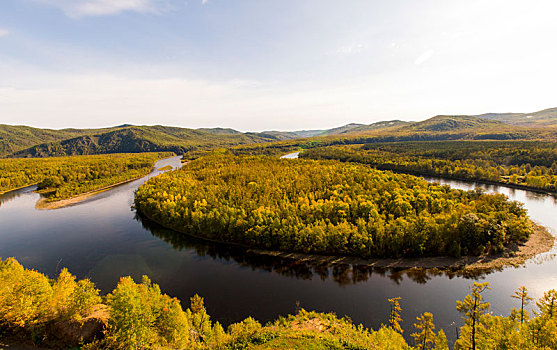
[261,123,365,139]
[398,115,505,132]
[263,121,402,138]
[3,125,294,158]
[2,106,556,158]
[341,120,410,134]
[0,124,122,157]
[473,107,557,128]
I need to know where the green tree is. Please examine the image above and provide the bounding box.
[433,329,449,350]
[0,257,52,330]
[106,276,159,349]
[188,293,212,340]
[456,282,491,350]
[388,297,403,334]
[511,285,532,325]
[536,289,557,320]
[106,275,191,350]
[411,312,436,350]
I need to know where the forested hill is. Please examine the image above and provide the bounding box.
[2,125,297,158]
[2,122,395,158]
[339,107,557,137]
[322,114,557,142]
[5,123,365,158]
[474,107,557,128]
[0,124,117,157]
[3,106,557,158]
[396,115,506,132]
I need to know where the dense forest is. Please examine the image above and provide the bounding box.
[1,258,556,349]
[0,152,173,201]
[302,141,557,193]
[135,154,534,258]
[5,125,297,158]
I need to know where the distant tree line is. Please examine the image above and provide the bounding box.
[302,141,557,193]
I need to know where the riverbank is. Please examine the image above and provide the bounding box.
[140,205,555,272]
[35,176,145,210]
[248,224,555,271]
[33,155,182,210]
[0,183,39,196]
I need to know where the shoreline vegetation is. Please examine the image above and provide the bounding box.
[141,210,555,272]
[232,140,557,196]
[135,154,548,269]
[283,150,557,197]
[0,152,174,209]
[34,175,147,210]
[1,257,557,349]
[0,183,39,196]
[5,150,552,271]
[249,224,555,271]
[293,150,557,197]
[301,142,557,195]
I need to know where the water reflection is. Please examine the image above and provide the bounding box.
[136,212,508,286]
[0,185,37,207]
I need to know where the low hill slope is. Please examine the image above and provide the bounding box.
[0,124,106,157]
[398,115,506,132]
[341,120,410,134]
[322,122,366,135]
[476,107,557,128]
[263,123,366,139]
[320,115,553,144]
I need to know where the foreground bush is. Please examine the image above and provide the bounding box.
[2,258,556,349]
[0,258,102,344]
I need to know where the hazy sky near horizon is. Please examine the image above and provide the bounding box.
[1,0,556,131]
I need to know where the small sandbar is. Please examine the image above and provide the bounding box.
[35,176,143,210]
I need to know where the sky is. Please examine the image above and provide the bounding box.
[0,0,556,131]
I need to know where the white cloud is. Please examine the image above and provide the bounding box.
[0,29,9,37]
[1,63,556,132]
[201,0,209,4]
[0,72,403,130]
[34,0,168,17]
[414,50,435,65]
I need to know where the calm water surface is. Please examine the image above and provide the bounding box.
[1,155,556,344]
[280,152,300,159]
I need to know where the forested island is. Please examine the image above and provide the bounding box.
[0,152,173,207]
[1,257,556,349]
[135,154,538,260]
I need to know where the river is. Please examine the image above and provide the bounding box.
[0,155,556,344]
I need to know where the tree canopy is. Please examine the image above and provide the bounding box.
[0,152,173,201]
[135,154,534,258]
